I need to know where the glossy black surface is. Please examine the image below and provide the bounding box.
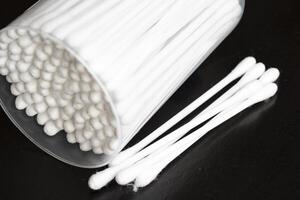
[0,0,300,199]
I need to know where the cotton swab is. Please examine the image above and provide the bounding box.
[115,68,280,185]
[110,57,256,166]
[114,80,265,185]
[133,83,278,188]
[89,66,280,190]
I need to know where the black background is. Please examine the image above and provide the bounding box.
[1,0,300,199]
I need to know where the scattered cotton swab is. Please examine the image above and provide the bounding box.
[133,83,278,188]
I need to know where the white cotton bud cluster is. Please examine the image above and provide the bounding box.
[0,29,119,155]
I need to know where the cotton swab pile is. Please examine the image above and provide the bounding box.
[88,57,280,190]
[0,0,244,159]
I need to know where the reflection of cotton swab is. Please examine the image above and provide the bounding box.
[133,83,278,188]
[110,57,256,166]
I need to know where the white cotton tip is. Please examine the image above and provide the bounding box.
[17,36,31,47]
[44,121,60,136]
[74,112,85,124]
[8,41,22,54]
[83,128,94,140]
[70,71,80,81]
[91,137,101,148]
[96,131,105,141]
[64,120,76,133]
[80,92,90,104]
[40,80,51,89]
[15,95,27,110]
[0,57,7,67]
[15,82,25,93]
[29,67,41,79]
[0,67,9,76]
[89,91,102,104]
[230,57,256,78]
[16,61,30,72]
[88,105,101,118]
[45,96,57,107]
[37,112,49,125]
[249,83,278,104]
[48,107,60,120]
[22,93,33,104]
[75,122,85,129]
[43,45,53,55]
[6,75,13,83]
[25,81,38,93]
[6,60,16,71]
[8,72,21,83]
[104,127,115,137]
[134,164,161,188]
[20,72,33,82]
[41,71,53,81]
[75,130,86,143]
[7,30,18,39]
[109,138,120,151]
[90,118,103,130]
[55,119,64,130]
[25,105,37,116]
[45,61,57,73]
[11,84,21,96]
[35,48,48,61]
[259,68,280,84]
[239,63,266,85]
[80,83,91,92]
[103,144,116,155]
[92,146,104,155]
[34,102,48,113]
[63,104,75,117]
[32,93,43,103]
[39,88,50,97]
[81,109,90,120]
[66,133,77,144]
[116,166,141,185]
[88,167,119,190]
[69,81,80,93]
[81,73,92,82]
[80,141,92,152]
[57,97,68,107]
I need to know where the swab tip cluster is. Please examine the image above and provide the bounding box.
[0,28,120,155]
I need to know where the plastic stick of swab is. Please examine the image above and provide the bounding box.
[109,56,256,166]
[103,0,230,84]
[118,5,243,123]
[133,83,278,188]
[114,80,265,185]
[115,69,280,184]
[104,0,219,83]
[108,0,231,97]
[72,0,161,47]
